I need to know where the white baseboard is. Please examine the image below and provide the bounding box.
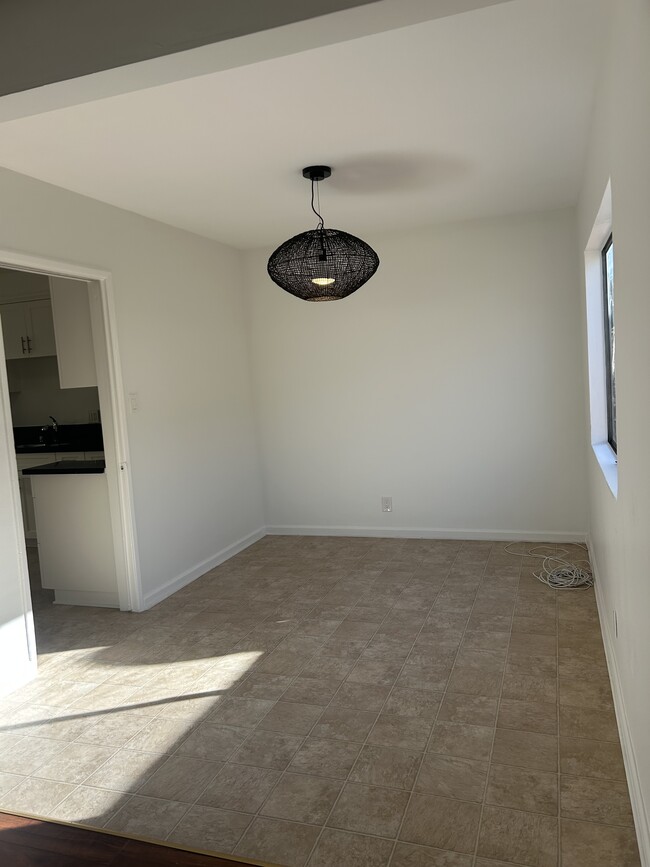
[53,590,120,608]
[142,527,266,610]
[141,524,586,611]
[266,525,587,543]
[589,539,650,866]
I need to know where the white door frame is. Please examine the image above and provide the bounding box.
[0,325,37,688]
[0,248,142,612]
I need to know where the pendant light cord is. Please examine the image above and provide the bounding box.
[311,179,325,229]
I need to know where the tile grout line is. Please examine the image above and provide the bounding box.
[233,544,425,861]
[58,558,324,837]
[5,540,629,865]
[1,544,440,855]
[1,552,346,832]
[19,577,568,836]
[384,544,486,867]
[299,544,457,867]
[405,546,502,867]
[3,546,384,840]
[469,548,526,867]
[161,601,357,844]
[162,548,405,851]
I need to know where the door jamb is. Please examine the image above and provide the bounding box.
[0,324,37,677]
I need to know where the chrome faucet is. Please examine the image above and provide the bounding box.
[39,416,59,445]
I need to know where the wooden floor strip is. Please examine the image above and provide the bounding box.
[0,812,262,866]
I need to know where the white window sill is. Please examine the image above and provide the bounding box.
[592,442,618,498]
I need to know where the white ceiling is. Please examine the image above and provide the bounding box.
[0,0,606,250]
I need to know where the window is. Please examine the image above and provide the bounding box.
[585,184,616,495]
[601,234,616,452]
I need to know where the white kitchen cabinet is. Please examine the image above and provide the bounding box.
[49,277,98,388]
[16,453,56,540]
[16,453,84,540]
[31,471,118,607]
[18,476,36,540]
[29,300,58,357]
[0,299,57,359]
[0,304,28,358]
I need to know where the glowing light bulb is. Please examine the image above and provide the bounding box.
[311,277,335,286]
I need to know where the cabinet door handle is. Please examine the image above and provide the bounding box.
[21,336,27,354]
[26,336,32,353]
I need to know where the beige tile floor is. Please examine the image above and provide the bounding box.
[0,537,642,867]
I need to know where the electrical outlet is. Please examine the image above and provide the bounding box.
[381,496,392,513]
[88,409,100,423]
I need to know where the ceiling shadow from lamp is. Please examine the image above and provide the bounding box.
[267,165,379,302]
[329,152,471,194]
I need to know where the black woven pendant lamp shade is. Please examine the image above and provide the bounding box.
[267,166,379,301]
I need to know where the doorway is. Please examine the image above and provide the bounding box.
[0,249,141,697]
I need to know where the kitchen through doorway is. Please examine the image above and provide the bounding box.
[0,252,140,696]
[2,268,107,611]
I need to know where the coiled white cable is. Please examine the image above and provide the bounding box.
[503,543,593,589]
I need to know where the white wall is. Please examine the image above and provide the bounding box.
[246,208,587,540]
[577,0,650,857]
[0,166,265,608]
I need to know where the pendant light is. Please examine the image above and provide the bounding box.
[267,166,380,301]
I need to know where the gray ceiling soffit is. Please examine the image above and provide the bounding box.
[0,0,378,97]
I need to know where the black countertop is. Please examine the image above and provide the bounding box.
[15,444,86,454]
[13,423,103,454]
[22,460,106,475]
